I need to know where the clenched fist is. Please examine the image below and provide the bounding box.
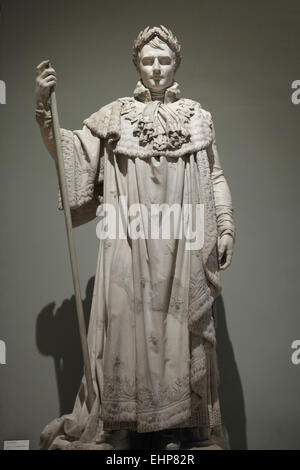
[36,60,57,109]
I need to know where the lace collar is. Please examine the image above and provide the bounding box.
[133,80,181,104]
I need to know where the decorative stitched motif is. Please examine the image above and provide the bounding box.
[102,397,192,433]
[133,278,189,324]
[207,403,222,428]
[101,370,192,433]
[168,295,189,323]
[102,370,190,410]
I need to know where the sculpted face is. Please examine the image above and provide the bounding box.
[138,42,176,92]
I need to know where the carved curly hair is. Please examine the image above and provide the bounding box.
[132,25,182,72]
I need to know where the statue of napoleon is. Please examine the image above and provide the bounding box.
[35,25,235,450]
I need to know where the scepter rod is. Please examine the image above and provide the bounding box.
[49,84,96,413]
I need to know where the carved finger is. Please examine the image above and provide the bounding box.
[44,74,56,82]
[220,258,229,270]
[220,263,228,271]
[41,68,56,79]
[36,60,50,75]
[218,243,225,263]
[43,80,56,89]
[220,251,232,270]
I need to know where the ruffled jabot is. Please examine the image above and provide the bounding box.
[130,81,190,151]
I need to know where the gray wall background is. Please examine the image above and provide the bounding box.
[0,0,299,450]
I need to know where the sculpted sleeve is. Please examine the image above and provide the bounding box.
[36,106,104,228]
[206,113,236,242]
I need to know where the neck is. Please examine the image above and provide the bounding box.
[150,89,165,102]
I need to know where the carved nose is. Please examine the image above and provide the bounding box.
[153,59,161,74]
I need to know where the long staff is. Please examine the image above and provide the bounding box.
[49,81,96,413]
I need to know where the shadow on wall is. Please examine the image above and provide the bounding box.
[36,277,95,416]
[216,295,248,450]
[36,280,247,450]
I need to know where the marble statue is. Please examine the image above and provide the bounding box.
[35,25,235,450]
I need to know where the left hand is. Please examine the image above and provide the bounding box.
[217,234,234,270]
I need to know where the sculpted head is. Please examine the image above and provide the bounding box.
[133,25,182,92]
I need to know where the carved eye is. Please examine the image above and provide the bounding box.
[142,58,154,66]
[159,57,171,65]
